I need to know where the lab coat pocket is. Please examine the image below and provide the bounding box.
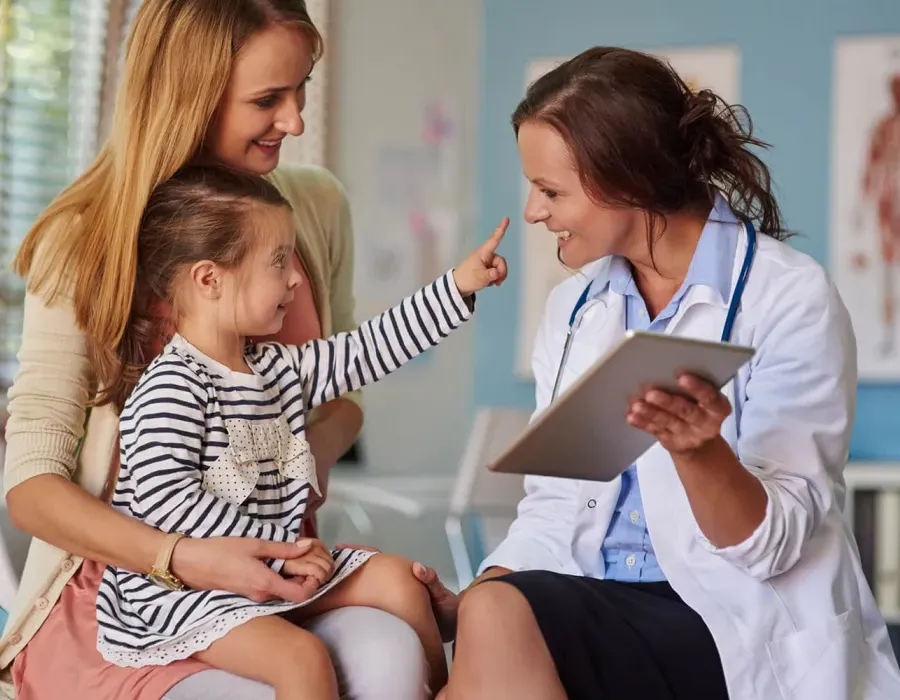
[766,610,863,700]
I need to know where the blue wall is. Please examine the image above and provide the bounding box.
[473,0,900,460]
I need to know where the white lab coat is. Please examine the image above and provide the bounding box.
[480,223,900,699]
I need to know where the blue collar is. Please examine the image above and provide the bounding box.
[594,193,739,306]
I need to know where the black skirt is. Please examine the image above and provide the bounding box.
[489,570,730,700]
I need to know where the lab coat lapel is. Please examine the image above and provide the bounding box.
[638,223,751,555]
[556,290,625,395]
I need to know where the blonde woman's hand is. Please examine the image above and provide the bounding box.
[452,218,509,295]
[171,536,323,603]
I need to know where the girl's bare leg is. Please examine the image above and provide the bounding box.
[195,614,338,700]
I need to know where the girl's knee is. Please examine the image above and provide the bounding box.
[363,552,414,578]
[282,625,333,671]
[361,554,429,602]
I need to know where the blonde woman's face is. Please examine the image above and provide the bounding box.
[205,24,314,175]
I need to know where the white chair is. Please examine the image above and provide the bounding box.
[445,407,530,588]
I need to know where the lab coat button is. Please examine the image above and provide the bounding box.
[587,499,597,508]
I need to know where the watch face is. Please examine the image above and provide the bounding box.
[149,573,181,591]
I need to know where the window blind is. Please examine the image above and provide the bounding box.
[0,0,110,412]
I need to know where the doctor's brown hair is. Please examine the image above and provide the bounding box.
[512,47,788,245]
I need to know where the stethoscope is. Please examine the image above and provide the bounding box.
[550,219,758,402]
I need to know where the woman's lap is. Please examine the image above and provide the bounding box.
[162,606,430,700]
[15,557,428,700]
[487,570,729,700]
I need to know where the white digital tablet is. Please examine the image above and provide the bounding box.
[486,330,755,482]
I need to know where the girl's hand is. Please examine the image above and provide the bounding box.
[281,538,335,586]
[452,218,510,295]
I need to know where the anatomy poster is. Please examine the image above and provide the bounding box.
[515,46,740,378]
[831,35,900,379]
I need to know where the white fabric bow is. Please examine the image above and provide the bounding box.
[202,416,320,506]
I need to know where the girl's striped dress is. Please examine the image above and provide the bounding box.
[96,271,472,667]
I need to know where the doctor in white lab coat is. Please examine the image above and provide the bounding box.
[415,46,900,700]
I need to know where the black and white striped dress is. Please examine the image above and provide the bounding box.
[96,271,472,667]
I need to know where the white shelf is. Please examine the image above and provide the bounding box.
[846,462,900,489]
[844,463,900,627]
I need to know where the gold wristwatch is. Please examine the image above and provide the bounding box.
[148,532,186,591]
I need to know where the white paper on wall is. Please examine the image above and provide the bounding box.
[830,34,900,379]
[280,0,330,167]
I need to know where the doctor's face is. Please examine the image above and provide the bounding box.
[518,120,643,269]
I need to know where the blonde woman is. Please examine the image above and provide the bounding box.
[0,2,430,699]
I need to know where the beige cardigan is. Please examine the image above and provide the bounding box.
[0,165,361,695]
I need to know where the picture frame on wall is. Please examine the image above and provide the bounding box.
[830,34,900,380]
[279,0,331,168]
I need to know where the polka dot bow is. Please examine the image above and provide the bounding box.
[201,416,320,506]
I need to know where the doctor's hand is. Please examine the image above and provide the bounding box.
[626,372,732,456]
[452,217,510,296]
[412,562,461,642]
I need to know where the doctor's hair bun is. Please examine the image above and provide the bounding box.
[679,89,762,191]
[680,89,744,180]
[678,87,786,239]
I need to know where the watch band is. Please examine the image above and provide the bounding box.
[151,532,185,585]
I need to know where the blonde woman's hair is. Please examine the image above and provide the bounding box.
[13,0,322,406]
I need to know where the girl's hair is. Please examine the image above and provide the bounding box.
[512,46,787,253]
[110,165,292,411]
[13,0,320,404]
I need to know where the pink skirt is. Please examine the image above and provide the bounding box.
[12,560,207,700]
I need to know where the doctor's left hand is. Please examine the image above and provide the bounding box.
[626,372,732,456]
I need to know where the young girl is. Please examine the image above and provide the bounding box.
[94,165,508,699]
